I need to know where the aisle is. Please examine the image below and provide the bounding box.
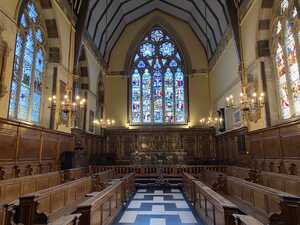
[113,188,204,225]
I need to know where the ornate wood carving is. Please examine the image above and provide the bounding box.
[104,127,215,164]
[0,118,74,178]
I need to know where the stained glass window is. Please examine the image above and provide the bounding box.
[9,0,45,124]
[130,27,186,125]
[273,0,300,120]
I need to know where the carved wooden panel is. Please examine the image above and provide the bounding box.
[280,124,300,158]
[104,128,214,164]
[18,127,41,161]
[0,122,18,161]
[42,132,59,160]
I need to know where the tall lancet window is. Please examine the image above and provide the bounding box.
[273,0,300,119]
[9,1,45,124]
[130,27,187,125]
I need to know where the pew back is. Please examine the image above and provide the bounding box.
[0,171,61,203]
[183,172,240,225]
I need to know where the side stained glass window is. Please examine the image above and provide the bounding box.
[273,0,300,119]
[9,1,45,124]
[130,27,186,125]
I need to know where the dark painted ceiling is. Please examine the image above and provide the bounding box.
[81,0,231,63]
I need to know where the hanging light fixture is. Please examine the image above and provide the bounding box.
[224,0,266,122]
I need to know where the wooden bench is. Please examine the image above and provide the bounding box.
[233,214,264,225]
[0,171,61,203]
[183,172,241,225]
[48,214,81,225]
[227,166,300,195]
[15,176,92,225]
[61,167,90,182]
[74,173,135,225]
[201,169,300,225]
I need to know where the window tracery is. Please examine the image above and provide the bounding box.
[9,1,45,124]
[130,27,186,125]
[273,0,300,119]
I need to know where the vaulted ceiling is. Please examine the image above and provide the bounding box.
[85,0,231,63]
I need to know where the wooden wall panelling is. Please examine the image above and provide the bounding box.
[279,123,300,159]
[0,121,18,161]
[103,128,215,164]
[0,118,74,179]
[18,126,41,161]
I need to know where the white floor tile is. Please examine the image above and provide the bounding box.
[119,211,137,223]
[150,218,166,225]
[153,196,164,202]
[179,212,197,223]
[152,205,165,213]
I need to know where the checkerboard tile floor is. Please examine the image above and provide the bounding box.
[113,188,204,225]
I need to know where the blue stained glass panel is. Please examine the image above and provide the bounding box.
[9,0,45,124]
[132,70,141,123]
[148,59,153,66]
[153,70,163,123]
[20,14,27,27]
[9,81,18,118]
[27,2,38,22]
[142,69,152,123]
[151,30,164,42]
[15,34,23,57]
[130,27,186,125]
[164,68,174,123]
[18,84,30,120]
[134,54,139,62]
[140,43,155,57]
[138,60,146,68]
[154,59,161,70]
[170,59,177,67]
[160,42,175,57]
[35,29,43,43]
[35,49,44,72]
[31,92,41,123]
[175,68,185,122]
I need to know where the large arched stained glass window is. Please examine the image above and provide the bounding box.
[273,0,300,119]
[9,1,45,124]
[130,27,186,125]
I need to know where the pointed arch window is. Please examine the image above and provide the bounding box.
[9,1,45,124]
[130,26,187,125]
[273,0,300,119]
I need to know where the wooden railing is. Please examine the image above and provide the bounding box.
[232,214,264,225]
[202,169,300,225]
[61,167,90,182]
[48,214,81,225]
[92,165,227,176]
[0,171,61,203]
[74,173,135,225]
[17,176,92,224]
[183,172,241,225]
[227,166,300,196]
